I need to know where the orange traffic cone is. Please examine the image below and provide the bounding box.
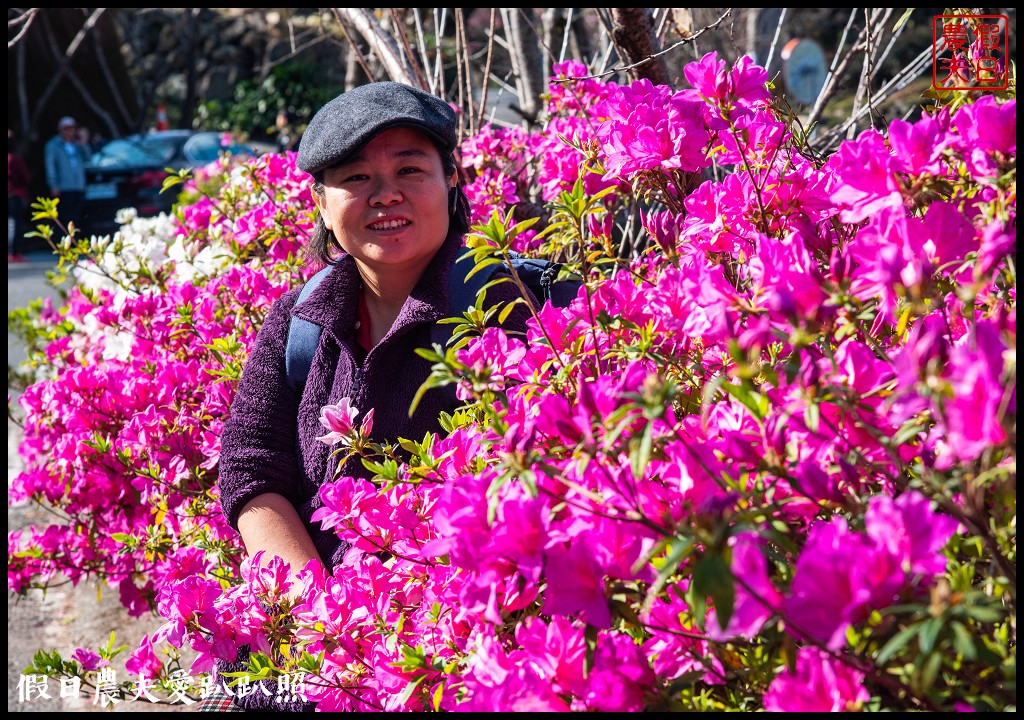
[155,105,169,131]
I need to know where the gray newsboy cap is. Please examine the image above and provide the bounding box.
[297,81,456,176]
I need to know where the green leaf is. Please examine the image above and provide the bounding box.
[917,616,942,655]
[950,621,978,661]
[719,381,768,422]
[803,400,820,433]
[642,538,694,619]
[892,8,914,33]
[497,298,525,324]
[631,420,653,481]
[914,649,943,695]
[892,417,926,447]
[296,650,324,674]
[962,604,1004,623]
[875,623,920,665]
[691,553,734,631]
[396,675,426,708]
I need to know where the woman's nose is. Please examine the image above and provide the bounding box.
[369,179,403,206]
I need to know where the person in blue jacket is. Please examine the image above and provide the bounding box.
[207,82,536,712]
[43,116,91,232]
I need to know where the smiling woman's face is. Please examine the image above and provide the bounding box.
[312,126,454,281]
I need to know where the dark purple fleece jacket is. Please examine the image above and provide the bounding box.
[214,232,536,711]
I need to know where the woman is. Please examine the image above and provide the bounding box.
[207,82,536,711]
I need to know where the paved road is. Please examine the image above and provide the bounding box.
[7,252,184,712]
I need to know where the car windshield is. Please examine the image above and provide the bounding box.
[184,133,231,165]
[89,136,182,168]
[184,132,258,165]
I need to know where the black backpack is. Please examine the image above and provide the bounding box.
[284,251,582,392]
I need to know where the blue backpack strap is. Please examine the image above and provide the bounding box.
[285,264,333,393]
[430,249,519,352]
[447,250,504,315]
[431,249,583,352]
[430,251,490,352]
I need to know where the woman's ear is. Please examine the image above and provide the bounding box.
[311,186,331,231]
[448,186,458,216]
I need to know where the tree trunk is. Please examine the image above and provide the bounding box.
[181,9,202,130]
[609,7,669,85]
[570,8,598,67]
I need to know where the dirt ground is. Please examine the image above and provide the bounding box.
[7,256,187,712]
[8,419,190,713]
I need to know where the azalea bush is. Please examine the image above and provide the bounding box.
[8,53,1016,712]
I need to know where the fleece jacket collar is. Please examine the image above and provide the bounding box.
[290,231,463,344]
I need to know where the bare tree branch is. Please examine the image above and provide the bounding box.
[333,7,416,85]
[806,8,859,130]
[29,9,106,135]
[13,25,30,139]
[86,26,133,136]
[556,7,575,65]
[762,7,788,74]
[388,9,428,90]
[847,8,891,139]
[453,9,469,129]
[502,7,546,123]
[332,9,375,84]
[817,43,937,153]
[8,7,40,48]
[566,9,732,83]
[64,6,105,58]
[473,8,499,133]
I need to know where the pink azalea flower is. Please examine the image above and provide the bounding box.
[865,491,959,579]
[706,532,783,641]
[953,96,1015,156]
[642,590,726,685]
[782,517,903,650]
[125,633,164,680]
[542,542,611,628]
[976,218,1016,278]
[846,205,933,323]
[921,200,978,271]
[684,51,730,102]
[763,646,869,711]
[514,616,588,693]
[315,398,372,446]
[888,113,954,175]
[828,129,902,223]
[315,397,358,444]
[71,647,106,671]
[937,319,1011,464]
[596,78,711,180]
[581,633,656,711]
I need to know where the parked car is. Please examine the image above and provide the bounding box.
[82,130,272,237]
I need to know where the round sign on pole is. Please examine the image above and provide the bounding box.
[781,38,828,106]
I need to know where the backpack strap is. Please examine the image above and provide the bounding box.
[285,264,333,393]
[430,250,525,352]
[446,250,508,316]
